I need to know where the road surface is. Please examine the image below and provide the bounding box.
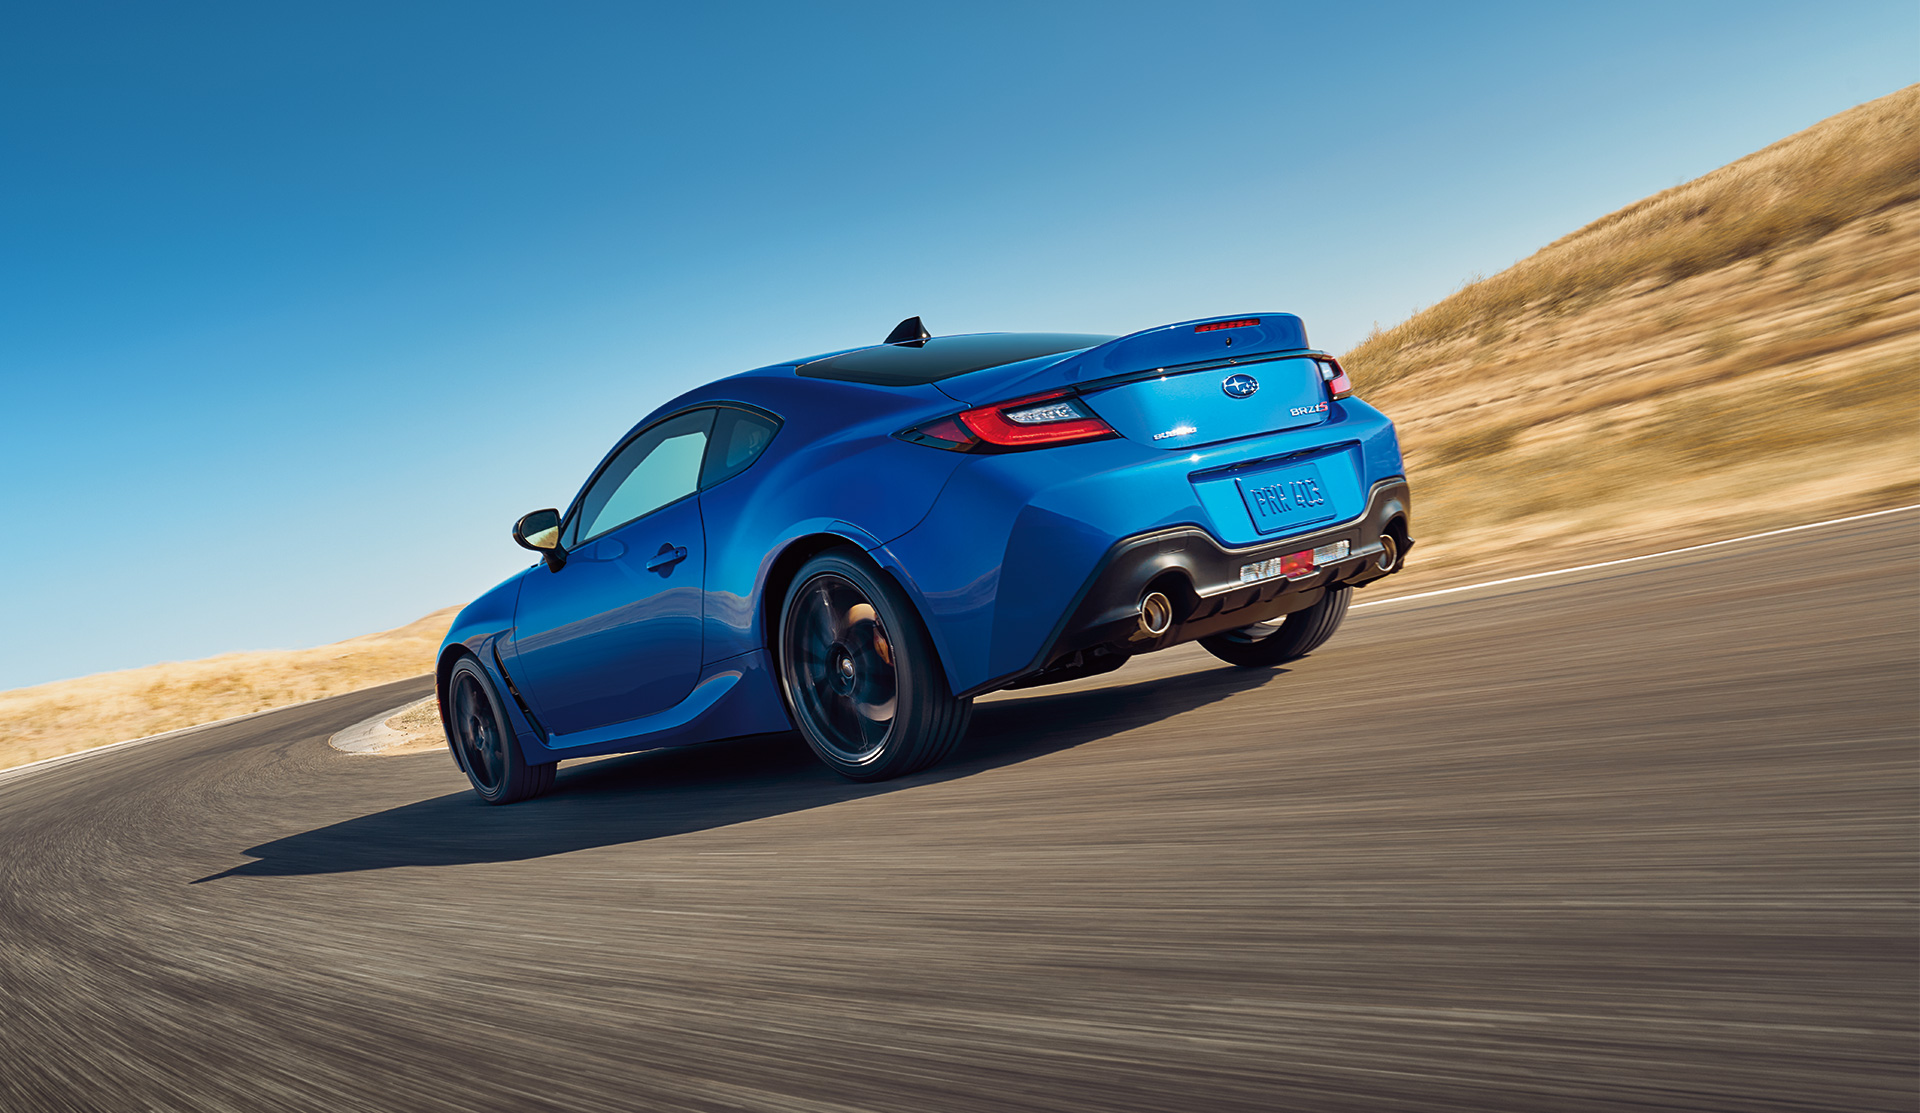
[3,512,1914,1112]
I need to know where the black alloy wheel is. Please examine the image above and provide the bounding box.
[778,550,971,781]
[445,656,555,804]
[1198,584,1353,668]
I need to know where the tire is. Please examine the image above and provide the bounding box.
[1198,585,1352,668]
[445,656,555,804]
[777,549,972,781]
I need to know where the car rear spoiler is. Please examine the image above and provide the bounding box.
[1060,313,1310,380]
[929,313,1322,406]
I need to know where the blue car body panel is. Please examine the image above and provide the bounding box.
[437,313,1411,766]
[883,397,1404,695]
[508,494,709,736]
[682,376,968,662]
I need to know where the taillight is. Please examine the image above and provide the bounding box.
[899,390,1119,452]
[1320,358,1353,400]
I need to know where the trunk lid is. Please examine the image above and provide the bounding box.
[1081,356,1330,449]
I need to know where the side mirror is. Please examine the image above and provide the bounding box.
[513,509,567,572]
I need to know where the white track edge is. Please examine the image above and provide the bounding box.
[1353,503,1920,610]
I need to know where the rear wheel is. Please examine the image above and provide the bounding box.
[778,550,972,781]
[446,656,555,804]
[1199,585,1352,668]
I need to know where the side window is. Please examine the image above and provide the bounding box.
[566,409,715,546]
[701,407,782,489]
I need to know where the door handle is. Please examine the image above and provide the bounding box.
[645,545,689,572]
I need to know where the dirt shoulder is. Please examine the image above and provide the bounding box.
[0,607,457,771]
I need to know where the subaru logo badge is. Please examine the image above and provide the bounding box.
[1222,374,1259,399]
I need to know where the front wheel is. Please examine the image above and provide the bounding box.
[1199,585,1352,668]
[445,656,555,804]
[778,550,972,781]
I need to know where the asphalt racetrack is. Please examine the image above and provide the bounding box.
[3,513,1914,1113]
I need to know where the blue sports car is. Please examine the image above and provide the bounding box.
[438,314,1413,803]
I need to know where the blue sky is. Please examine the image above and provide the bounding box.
[1,1,1913,689]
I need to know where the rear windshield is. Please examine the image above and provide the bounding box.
[796,333,1114,387]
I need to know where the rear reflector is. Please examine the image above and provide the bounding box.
[1196,318,1261,333]
[1241,548,1319,583]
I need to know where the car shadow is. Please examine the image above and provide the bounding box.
[194,660,1282,882]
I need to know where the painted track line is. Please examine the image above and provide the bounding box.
[1354,503,1920,610]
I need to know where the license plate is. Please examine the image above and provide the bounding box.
[1236,461,1336,535]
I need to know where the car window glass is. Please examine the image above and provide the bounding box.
[701,408,781,488]
[568,410,714,545]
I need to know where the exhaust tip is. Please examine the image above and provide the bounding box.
[1376,534,1400,573]
[1139,591,1174,636]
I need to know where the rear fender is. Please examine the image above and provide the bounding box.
[875,440,1154,696]
[700,424,965,663]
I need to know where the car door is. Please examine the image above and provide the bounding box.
[507,409,714,738]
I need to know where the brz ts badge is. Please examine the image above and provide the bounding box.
[1291,402,1329,417]
[1222,374,1259,398]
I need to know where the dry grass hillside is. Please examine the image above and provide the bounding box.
[1346,85,1920,588]
[0,607,456,770]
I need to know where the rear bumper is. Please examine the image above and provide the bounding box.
[962,476,1411,696]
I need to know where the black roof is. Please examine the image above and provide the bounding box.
[796,333,1113,387]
